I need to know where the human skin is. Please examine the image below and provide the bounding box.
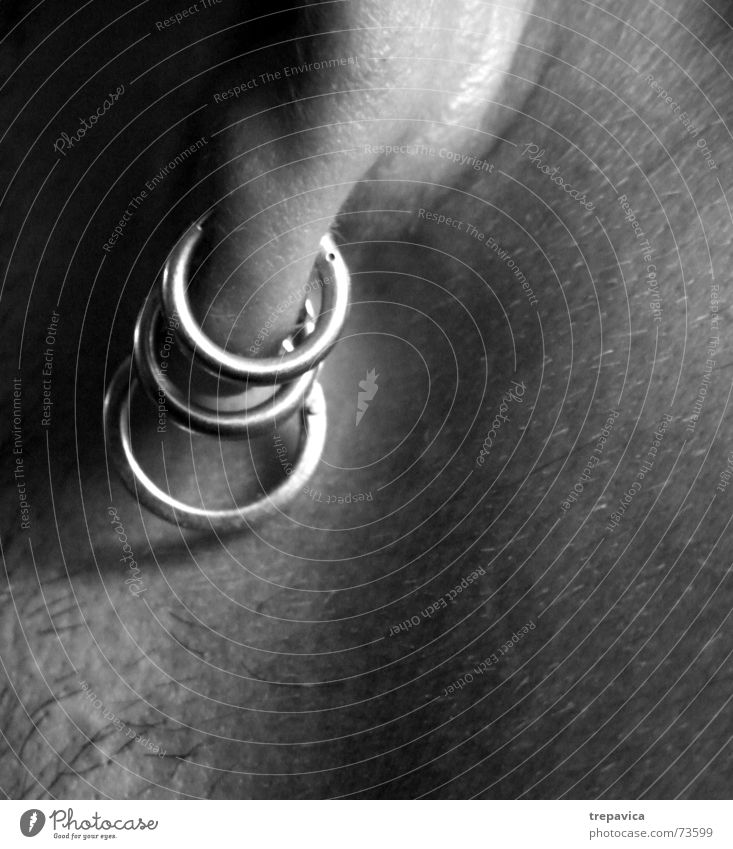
[1,0,732,798]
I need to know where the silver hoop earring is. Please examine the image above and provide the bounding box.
[103,218,350,531]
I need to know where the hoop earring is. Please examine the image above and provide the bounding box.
[103,218,350,530]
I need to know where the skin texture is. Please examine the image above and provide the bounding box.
[1,0,733,799]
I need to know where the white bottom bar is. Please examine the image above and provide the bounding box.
[2,800,733,849]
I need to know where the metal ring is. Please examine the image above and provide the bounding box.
[132,293,318,437]
[103,215,349,530]
[160,222,350,384]
[104,359,327,531]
